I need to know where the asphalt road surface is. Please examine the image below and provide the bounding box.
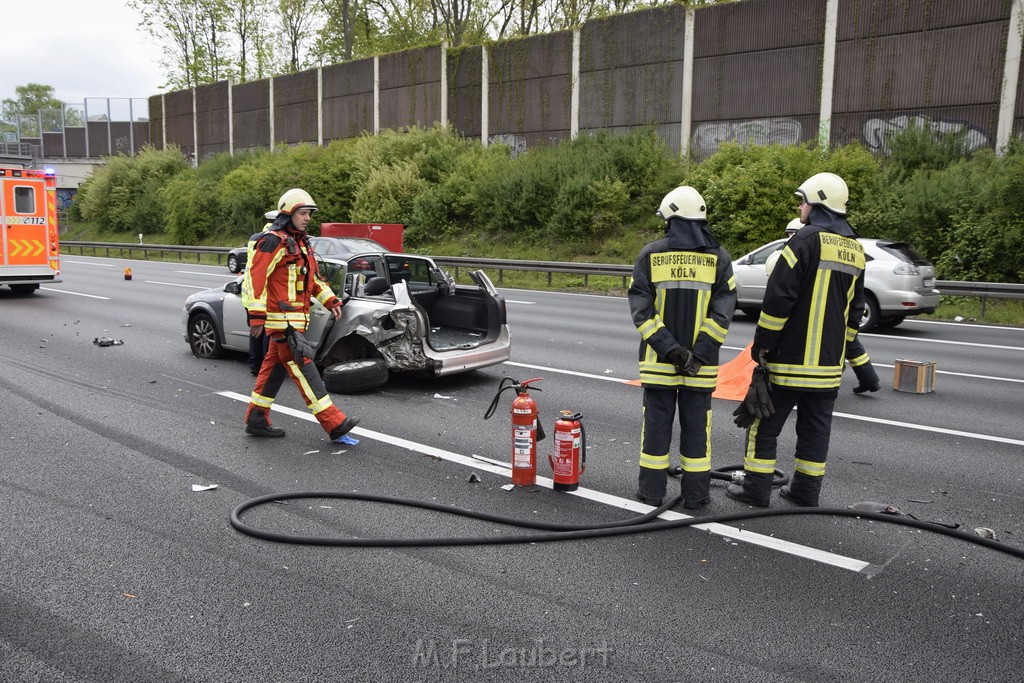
[1,255,1022,682]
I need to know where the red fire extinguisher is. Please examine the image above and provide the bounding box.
[484,377,545,486]
[549,411,586,491]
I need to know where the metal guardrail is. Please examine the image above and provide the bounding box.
[63,241,231,265]
[62,241,1024,304]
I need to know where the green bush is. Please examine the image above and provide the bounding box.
[64,124,1024,289]
[74,144,188,233]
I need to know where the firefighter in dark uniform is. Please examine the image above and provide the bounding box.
[629,186,737,509]
[243,189,359,442]
[727,172,866,507]
[767,221,880,395]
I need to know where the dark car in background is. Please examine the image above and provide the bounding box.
[732,237,940,331]
[226,236,386,273]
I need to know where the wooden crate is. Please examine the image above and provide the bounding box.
[893,359,936,393]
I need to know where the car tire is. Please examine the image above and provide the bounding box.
[877,316,904,329]
[227,254,240,273]
[324,359,389,394]
[860,294,881,332]
[188,312,224,359]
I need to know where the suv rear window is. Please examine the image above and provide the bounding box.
[878,242,930,265]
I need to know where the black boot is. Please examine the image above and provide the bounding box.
[725,471,773,507]
[329,416,360,441]
[636,467,667,507]
[780,473,822,506]
[245,409,285,437]
[681,471,711,509]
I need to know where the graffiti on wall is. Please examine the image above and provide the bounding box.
[488,133,527,157]
[691,118,802,157]
[56,189,77,212]
[862,114,989,154]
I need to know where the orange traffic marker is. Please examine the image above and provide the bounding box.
[124,267,133,280]
[712,342,756,401]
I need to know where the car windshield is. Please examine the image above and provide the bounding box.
[878,241,930,265]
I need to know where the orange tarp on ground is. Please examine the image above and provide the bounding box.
[712,342,755,401]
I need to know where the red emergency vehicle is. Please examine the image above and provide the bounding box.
[0,167,61,293]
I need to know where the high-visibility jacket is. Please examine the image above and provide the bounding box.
[629,219,737,391]
[243,228,341,332]
[754,217,866,391]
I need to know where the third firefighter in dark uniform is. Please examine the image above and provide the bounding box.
[630,186,737,509]
[727,172,866,507]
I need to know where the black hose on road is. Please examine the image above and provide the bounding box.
[229,490,1024,560]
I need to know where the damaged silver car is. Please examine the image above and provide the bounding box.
[183,252,511,392]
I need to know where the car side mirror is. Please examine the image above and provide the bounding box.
[224,281,241,295]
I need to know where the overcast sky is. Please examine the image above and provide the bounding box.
[0,0,164,109]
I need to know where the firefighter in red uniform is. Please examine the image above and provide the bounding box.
[629,186,737,509]
[727,173,865,507]
[243,189,359,442]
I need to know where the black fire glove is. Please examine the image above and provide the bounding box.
[732,403,756,429]
[852,361,881,394]
[666,347,703,377]
[733,366,774,430]
[284,326,317,364]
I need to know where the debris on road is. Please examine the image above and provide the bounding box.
[93,337,124,347]
[191,484,218,492]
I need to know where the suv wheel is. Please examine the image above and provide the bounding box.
[324,359,389,394]
[860,295,881,332]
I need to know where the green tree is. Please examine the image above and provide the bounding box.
[1,83,66,132]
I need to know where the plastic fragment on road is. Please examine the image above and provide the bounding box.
[191,484,218,492]
[501,484,514,491]
[467,472,481,483]
[93,337,124,347]
[433,393,453,399]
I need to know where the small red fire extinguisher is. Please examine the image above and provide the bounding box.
[484,377,545,486]
[549,411,586,491]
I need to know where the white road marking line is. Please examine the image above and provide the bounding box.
[145,280,209,289]
[859,334,1023,352]
[504,300,535,304]
[60,260,115,267]
[39,287,109,299]
[833,412,1024,446]
[218,390,871,573]
[175,270,238,277]
[504,361,632,383]
[908,319,1024,332]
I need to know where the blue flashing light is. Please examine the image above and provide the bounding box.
[44,167,56,176]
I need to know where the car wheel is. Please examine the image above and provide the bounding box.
[323,359,389,394]
[227,254,240,273]
[877,316,905,329]
[188,312,224,359]
[860,295,881,332]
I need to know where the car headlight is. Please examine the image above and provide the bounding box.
[892,263,920,276]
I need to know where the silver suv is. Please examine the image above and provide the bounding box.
[732,238,940,331]
[183,251,511,392]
